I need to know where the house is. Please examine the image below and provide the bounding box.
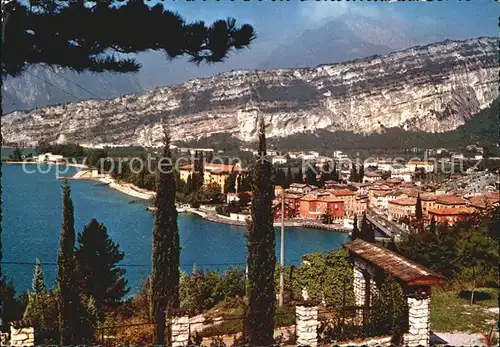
[272,156,288,165]
[420,193,438,216]
[299,194,344,220]
[333,150,348,159]
[387,198,417,221]
[407,161,435,173]
[434,195,467,209]
[283,193,302,217]
[428,207,476,226]
[288,183,314,194]
[363,171,383,183]
[179,162,244,193]
[466,192,500,210]
[37,153,64,163]
[329,189,356,217]
[274,185,284,198]
[272,201,296,221]
[392,172,413,183]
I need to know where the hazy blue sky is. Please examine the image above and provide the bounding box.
[135,0,498,88]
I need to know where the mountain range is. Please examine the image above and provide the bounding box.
[1,37,497,148]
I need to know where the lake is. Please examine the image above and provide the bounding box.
[2,163,349,294]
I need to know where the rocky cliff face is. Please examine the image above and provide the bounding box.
[2,37,498,147]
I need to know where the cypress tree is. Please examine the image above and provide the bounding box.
[415,194,423,220]
[352,215,361,240]
[358,165,365,183]
[305,165,318,186]
[294,166,303,183]
[350,163,358,183]
[360,212,375,242]
[246,115,276,345]
[57,180,80,345]
[151,126,180,346]
[33,258,45,295]
[285,167,293,189]
[429,215,437,234]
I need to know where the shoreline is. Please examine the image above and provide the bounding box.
[2,160,87,168]
[69,169,350,233]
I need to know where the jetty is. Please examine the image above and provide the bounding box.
[300,222,350,233]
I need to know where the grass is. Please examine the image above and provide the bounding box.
[431,286,499,333]
[200,299,295,337]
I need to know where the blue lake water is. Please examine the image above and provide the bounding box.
[2,163,349,294]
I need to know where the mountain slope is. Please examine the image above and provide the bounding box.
[2,66,143,114]
[1,37,498,147]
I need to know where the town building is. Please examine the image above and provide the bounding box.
[407,160,435,173]
[363,171,383,183]
[272,201,296,222]
[299,195,344,220]
[387,198,417,221]
[272,156,288,165]
[434,195,467,209]
[329,189,356,217]
[420,194,438,216]
[428,207,476,226]
[288,183,314,194]
[37,153,64,163]
[392,172,413,182]
[179,162,244,193]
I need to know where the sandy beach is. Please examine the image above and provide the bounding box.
[70,169,156,200]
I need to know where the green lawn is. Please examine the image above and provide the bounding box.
[431,287,499,333]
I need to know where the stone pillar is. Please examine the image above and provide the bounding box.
[296,306,319,347]
[353,264,366,307]
[9,326,35,346]
[404,288,431,347]
[171,316,190,347]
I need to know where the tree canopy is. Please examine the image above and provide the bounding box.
[2,0,256,76]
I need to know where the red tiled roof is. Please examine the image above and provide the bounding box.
[436,195,467,205]
[344,239,446,286]
[300,195,317,202]
[317,195,344,203]
[330,189,355,196]
[428,207,476,216]
[388,198,417,206]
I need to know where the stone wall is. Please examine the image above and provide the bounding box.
[353,265,365,307]
[404,295,431,347]
[171,316,190,347]
[10,326,35,346]
[296,306,318,347]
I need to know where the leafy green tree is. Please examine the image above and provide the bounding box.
[292,249,353,308]
[9,146,22,161]
[86,149,108,168]
[151,128,180,346]
[246,116,276,345]
[321,207,334,224]
[368,278,409,344]
[202,182,222,202]
[1,280,27,333]
[75,219,129,315]
[57,181,81,345]
[24,262,59,345]
[429,215,437,234]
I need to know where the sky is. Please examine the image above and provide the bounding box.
[135,0,499,89]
